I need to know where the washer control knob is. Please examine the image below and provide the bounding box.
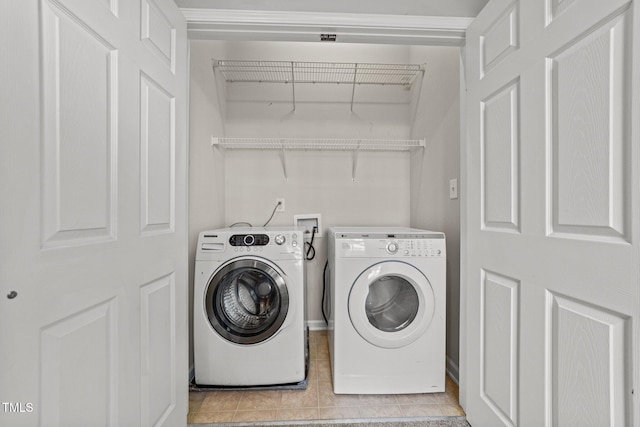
[243,234,255,246]
[274,234,286,245]
[386,242,399,254]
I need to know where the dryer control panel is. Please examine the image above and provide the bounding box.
[335,232,446,259]
[387,238,444,257]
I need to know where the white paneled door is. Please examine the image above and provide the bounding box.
[463,0,639,426]
[0,1,188,426]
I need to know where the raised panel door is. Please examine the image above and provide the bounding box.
[0,0,188,426]
[463,0,639,426]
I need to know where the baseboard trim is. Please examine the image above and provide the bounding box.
[307,320,327,331]
[446,356,459,385]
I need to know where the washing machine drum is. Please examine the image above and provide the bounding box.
[205,258,289,344]
[348,261,435,349]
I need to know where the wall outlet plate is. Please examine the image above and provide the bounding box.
[294,214,322,238]
[276,198,285,212]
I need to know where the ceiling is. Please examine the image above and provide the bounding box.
[175,0,489,18]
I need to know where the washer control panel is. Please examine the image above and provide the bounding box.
[228,232,300,253]
[197,228,304,260]
[229,234,270,246]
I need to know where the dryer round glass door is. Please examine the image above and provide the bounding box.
[348,261,435,349]
[205,258,289,344]
[365,276,419,332]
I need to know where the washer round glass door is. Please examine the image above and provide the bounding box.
[348,261,435,349]
[205,258,289,344]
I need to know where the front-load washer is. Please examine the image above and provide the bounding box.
[327,227,446,394]
[194,227,306,386]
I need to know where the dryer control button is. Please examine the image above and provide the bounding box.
[386,242,399,254]
[275,234,286,245]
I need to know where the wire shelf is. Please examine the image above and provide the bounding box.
[211,137,425,181]
[213,60,423,86]
[212,138,425,151]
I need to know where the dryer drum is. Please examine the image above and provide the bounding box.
[365,275,419,332]
[206,258,289,345]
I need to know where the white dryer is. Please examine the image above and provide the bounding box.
[194,227,306,386]
[327,227,446,394]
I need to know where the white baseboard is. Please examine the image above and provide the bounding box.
[446,356,459,385]
[307,320,327,331]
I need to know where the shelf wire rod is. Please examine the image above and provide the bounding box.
[350,63,358,112]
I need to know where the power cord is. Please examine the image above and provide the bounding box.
[305,226,317,260]
[322,260,329,324]
[262,201,282,227]
[229,222,252,228]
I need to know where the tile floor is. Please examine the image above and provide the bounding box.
[188,330,465,424]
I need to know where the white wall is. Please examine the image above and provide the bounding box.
[409,45,461,377]
[188,40,227,366]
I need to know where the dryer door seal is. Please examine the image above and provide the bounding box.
[205,258,289,344]
[348,261,435,349]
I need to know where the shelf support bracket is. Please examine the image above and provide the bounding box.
[350,63,358,113]
[291,62,296,113]
[410,66,426,131]
[210,136,224,149]
[351,141,360,182]
[280,141,289,181]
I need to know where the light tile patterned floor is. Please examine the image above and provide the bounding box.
[188,331,465,424]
